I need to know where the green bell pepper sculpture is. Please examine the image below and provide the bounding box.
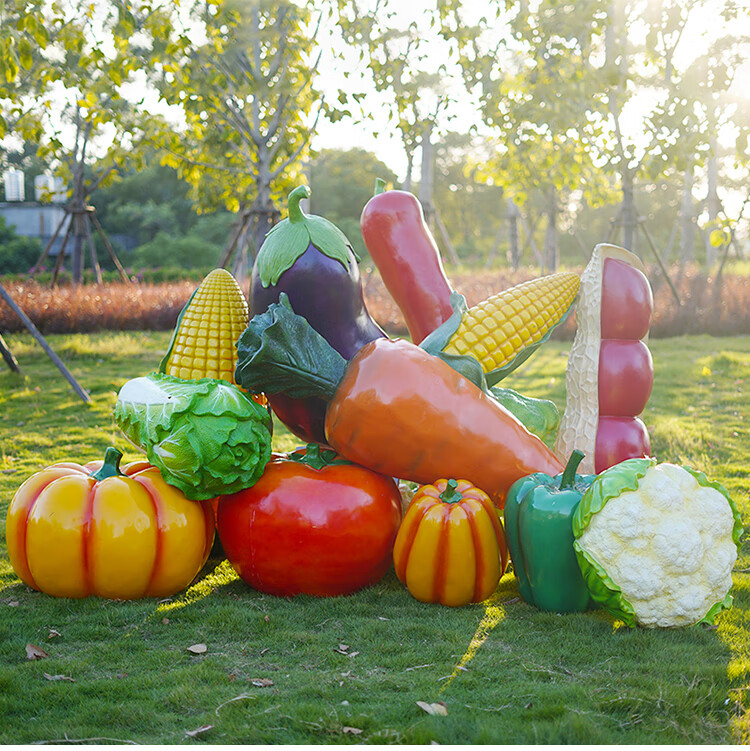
[504,449,595,613]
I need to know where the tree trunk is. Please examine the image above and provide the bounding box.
[705,144,721,268]
[71,208,86,285]
[544,187,558,272]
[418,121,434,229]
[402,151,414,192]
[621,169,637,254]
[680,165,695,264]
[507,198,520,269]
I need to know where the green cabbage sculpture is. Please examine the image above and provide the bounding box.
[114,372,272,501]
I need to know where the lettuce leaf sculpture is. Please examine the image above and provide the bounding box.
[114,372,272,501]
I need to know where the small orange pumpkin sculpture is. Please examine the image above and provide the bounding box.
[393,478,509,607]
[6,447,214,599]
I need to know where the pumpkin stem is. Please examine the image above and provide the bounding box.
[560,449,585,490]
[439,479,463,504]
[91,447,125,481]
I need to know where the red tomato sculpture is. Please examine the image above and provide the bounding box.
[217,444,403,597]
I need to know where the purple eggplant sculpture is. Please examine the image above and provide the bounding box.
[248,184,386,443]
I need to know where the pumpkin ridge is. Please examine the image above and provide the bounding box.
[394,499,431,583]
[463,503,484,602]
[82,478,97,597]
[14,478,53,592]
[433,503,451,604]
[137,472,165,598]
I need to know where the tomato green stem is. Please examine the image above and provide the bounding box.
[289,443,352,470]
[373,178,387,196]
[560,449,585,490]
[91,447,124,481]
[439,479,463,504]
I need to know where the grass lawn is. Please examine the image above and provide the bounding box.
[0,330,749,744]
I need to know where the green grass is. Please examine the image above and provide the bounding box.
[1,330,749,744]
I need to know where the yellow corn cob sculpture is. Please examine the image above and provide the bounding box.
[442,271,580,378]
[160,268,249,384]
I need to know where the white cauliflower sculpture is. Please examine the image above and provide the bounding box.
[572,457,743,627]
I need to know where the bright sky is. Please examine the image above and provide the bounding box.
[311,0,750,195]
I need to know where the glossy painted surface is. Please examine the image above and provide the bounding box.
[504,459,594,613]
[598,339,654,416]
[594,416,651,474]
[217,450,402,597]
[393,479,509,607]
[600,257,653,340]
[596,254,654,472]
[251,244,385,444]
[360,188,454,343]
[6,455,214,599]
[325,338,564,508]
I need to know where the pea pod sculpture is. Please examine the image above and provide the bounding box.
[504,450,595,613]
[555,243,653,473]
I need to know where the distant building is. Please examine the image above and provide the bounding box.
[1,170,70,260]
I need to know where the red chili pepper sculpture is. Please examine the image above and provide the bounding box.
[360,179,454,343]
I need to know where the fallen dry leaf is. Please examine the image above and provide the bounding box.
[8,601,19,607]
[43,673,75,682]
[185,724,214,738]
[187,643,207,655]
[25,644,49,660]
[162,618,169,625]
[342,727,363,735]
[338,643,349,652]
[47,629,61,640]
[250,678,274,688]
[416,701,448,716]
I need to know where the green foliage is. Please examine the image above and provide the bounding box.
[158,0,323,216]
[309,147,399,258]
[90,162,235,272]
[0,215,42,274]
[0,332,749,742]
[132,232,223,271]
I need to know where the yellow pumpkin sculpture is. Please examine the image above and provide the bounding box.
[6,447,214,599]
[393,478,509,607]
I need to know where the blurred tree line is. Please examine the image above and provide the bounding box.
[0,0,748,281]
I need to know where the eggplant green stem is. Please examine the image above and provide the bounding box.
[560,449,585,490]
[288,185,311,224]
[439,479,463,504]
[91,447,124,481]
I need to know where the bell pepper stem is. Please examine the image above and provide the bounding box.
[91,447,124,481]
[439,479,463,504]
[287,185,311,224]
[560,449,585,490]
